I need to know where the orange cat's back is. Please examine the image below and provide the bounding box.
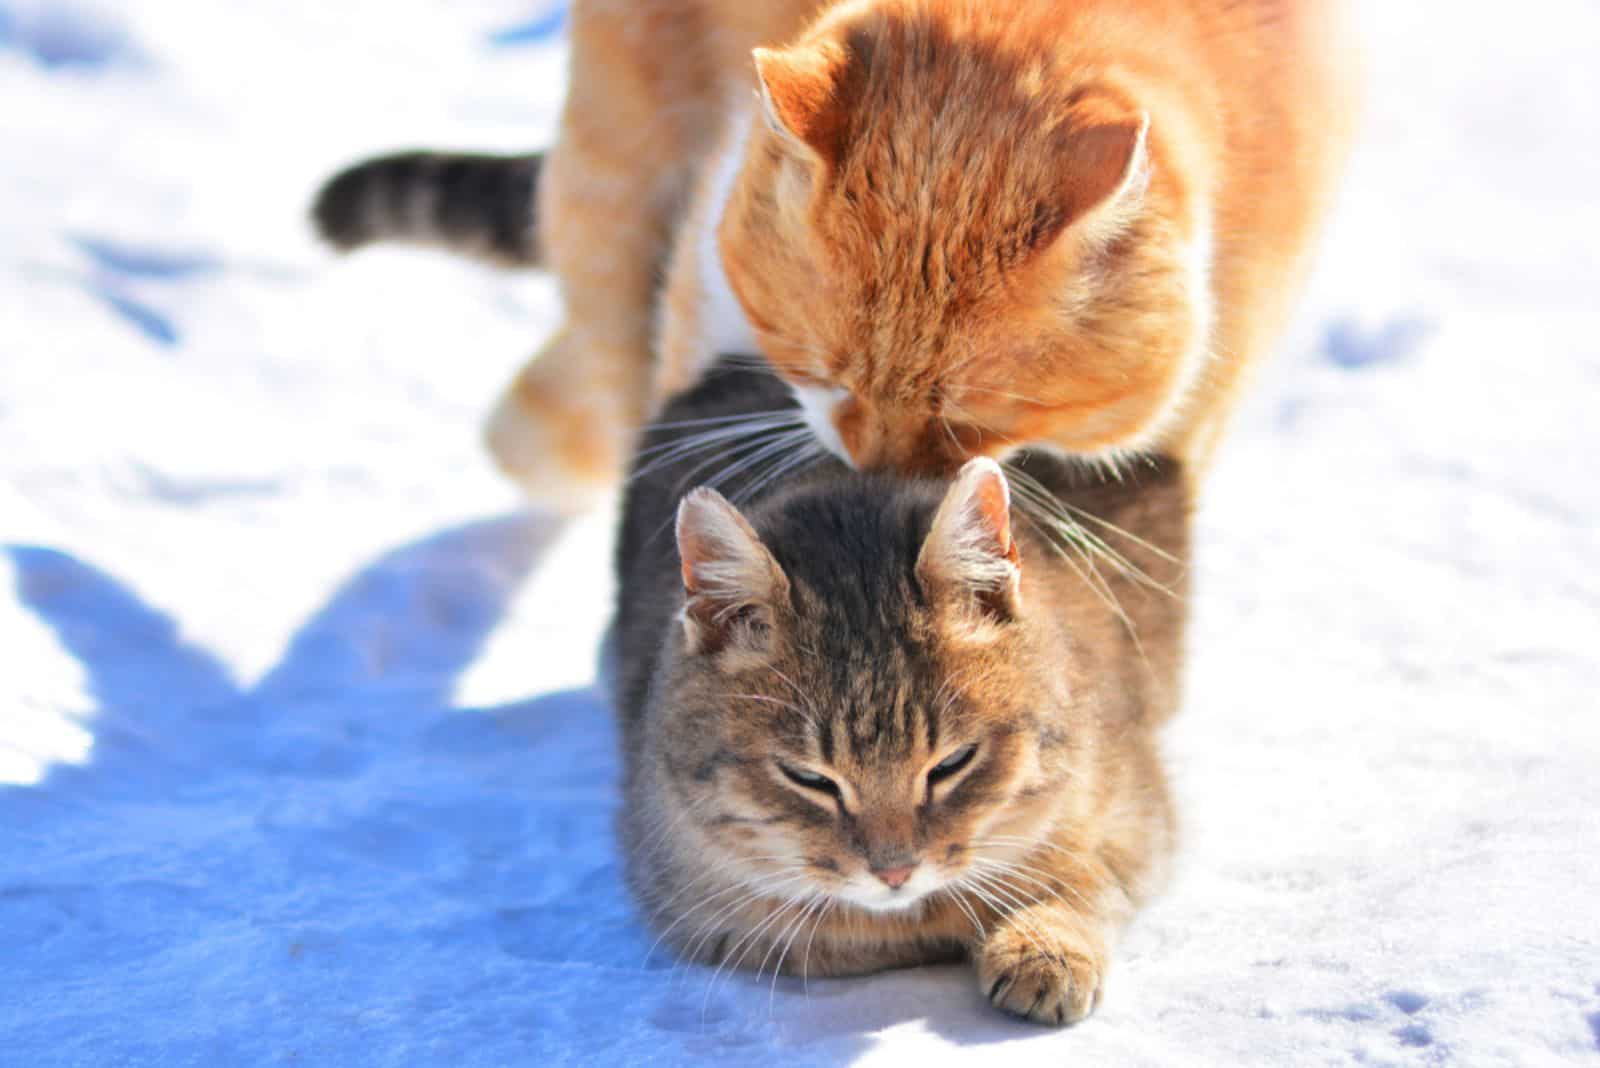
[684,0,1356,473]
[330,0,1355,508]
[1162,0,1359,460]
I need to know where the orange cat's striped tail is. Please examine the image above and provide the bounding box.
[311,150,543,268]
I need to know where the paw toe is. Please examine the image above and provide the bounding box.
[979,950,1102,1026]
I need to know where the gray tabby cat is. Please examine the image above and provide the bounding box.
[608,361,1189,1025]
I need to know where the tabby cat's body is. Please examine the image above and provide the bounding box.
[609,362,1189,1024]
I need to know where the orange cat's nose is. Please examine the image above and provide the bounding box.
[873,864,916,889]
[843,416,968,478]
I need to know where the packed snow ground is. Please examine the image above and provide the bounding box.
[2,1,1596,1064]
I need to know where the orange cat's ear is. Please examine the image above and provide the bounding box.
[1038,101,1150,249]
[752,42,860,165]
[676,487,791,656]
[917,458,1023,626]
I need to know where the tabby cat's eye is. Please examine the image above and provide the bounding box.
[779,763,842,798]
[928,745,977,785]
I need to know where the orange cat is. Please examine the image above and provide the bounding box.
[317,0,1355,506]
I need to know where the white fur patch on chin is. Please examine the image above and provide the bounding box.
[833,870,943,914]
[792,385,854,467]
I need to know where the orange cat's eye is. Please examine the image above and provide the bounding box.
[778,762,841,799]
[928,745,977,786]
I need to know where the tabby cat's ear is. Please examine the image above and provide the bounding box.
[1036,98,1150,250]
[916,458,1023,625]
[752,40,862,165]
[675,487,791,656]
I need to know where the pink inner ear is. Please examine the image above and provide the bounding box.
[675,487,749,599]
[678,532,708,597]
[753,41,858,164]
[1052,100,1146,226]
[969,468,1016,560]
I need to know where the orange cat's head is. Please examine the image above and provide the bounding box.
[717,1,1211,474]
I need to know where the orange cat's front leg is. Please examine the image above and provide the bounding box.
[485,3,714,511]
[652,110,760,411]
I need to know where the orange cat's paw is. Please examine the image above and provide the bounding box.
[483,393,621,514]
[977,923,1104,1026]
[484,337,633,514]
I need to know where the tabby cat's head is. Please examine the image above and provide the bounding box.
[717,1,1210,473]
[649,459,1095,915]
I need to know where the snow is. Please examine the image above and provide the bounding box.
[1,1,1596,1064]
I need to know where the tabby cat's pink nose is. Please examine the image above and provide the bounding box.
[873,865,915,889]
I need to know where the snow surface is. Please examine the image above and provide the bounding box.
[2,1,1597,1064]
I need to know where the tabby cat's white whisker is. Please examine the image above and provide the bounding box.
[942,885,986,938]
[798,897,835,998]
[654,868,804,972]
[703,890,814,1016]
[985,856,1100,914]
[675,877,808,991]
[957,874,1053,964]
[970,856,1091,915]
[962,869,1058,956]
[644,874,764,969]
[976,834,1097,866]
[766,895,822,990]
[762,895,826,1012]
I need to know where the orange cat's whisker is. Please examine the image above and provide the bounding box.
[730,439,825,507]
[750,325,835,368]
[1006,464,1170,593]
[1012,502,1142,655]
[957,385,1049,407]
[700,428,812,495]
[1059,496,1182,567]
[630,414,804,483]
[669,426,807,498]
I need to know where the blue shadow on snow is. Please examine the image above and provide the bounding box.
[487,3,569,48]
[0,3,140,70]
[0,515,1028,1063]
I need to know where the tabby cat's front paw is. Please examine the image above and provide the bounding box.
[976,922,1105,1026]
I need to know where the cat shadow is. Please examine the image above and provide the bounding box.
[4,514,557,797]
[2,514,1045,1061]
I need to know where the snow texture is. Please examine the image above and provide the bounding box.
[1,1,1597,1064]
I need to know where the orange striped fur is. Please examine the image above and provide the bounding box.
[492,0,1355,506]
